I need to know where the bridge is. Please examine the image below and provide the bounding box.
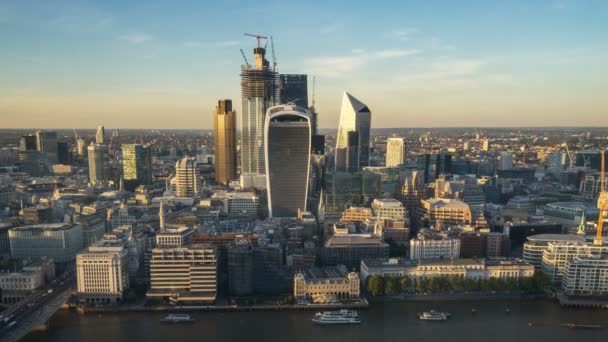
[0,272,75,342]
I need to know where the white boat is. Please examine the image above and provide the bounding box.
[313,310,361,325]
[160,314,195,324]
[314,309,358,318]
[418,310,449,321]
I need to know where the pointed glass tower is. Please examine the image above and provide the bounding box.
[335,91,371,172]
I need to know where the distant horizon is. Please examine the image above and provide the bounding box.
[2,126,608,131]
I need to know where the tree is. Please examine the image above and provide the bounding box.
[367,275,385,296]
[384,277,398,295]
[400,276,413,293]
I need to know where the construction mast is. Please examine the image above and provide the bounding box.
[594,151,607,246]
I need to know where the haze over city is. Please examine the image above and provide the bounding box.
[2,0,608,129]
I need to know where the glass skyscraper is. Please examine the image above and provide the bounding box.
[214,99,237,186]
[279,74,308,108]
[264,105,311,217]
[335,92,371,172]
[122,144,153,190]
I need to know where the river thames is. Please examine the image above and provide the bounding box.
[21,300,608,342]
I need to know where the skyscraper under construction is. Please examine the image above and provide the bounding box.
[240,37,279,189]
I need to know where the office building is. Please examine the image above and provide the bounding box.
[240,42,279,189]
[264,105,311,217]
[293,265,360,303]
[481,138,491,151]
[346,131,360,172]
[35,131,58,164]
[360,257,534,283]
[416,153,452,183]
[211,191,259,214]
[410,233,461,260]
[9,223,84,263]
[541,241,608,285]
[88,144,110,184]
[279,74,308,108]
[147,244,217,302]
[311,135,325,155]
[371,198,408,221]
[174,157,200,197]
[214,99,237,186]
[76,240,129,304]
[322,235,389,270]
[499,152,513,170]
[77,138,86,157]
[335,92,371,171]
[96,125,105,145]
[522,234,584,268]
[562,256,608,296]
[122,144,153,191]
[419,198,473,229]
[155,226,195,248]
[386,137,406,167]
[227,241,255,296]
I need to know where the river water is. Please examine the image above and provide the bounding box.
[21,300,608,342]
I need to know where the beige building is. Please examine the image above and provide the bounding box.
[562,255,608,296]
[419,198,472,229]
[76,240,129,304]
[541,241,608,285]
[174,157,200,197]
[214,99,237,186]
[340,206,373,223]
[147,244,217,303]
[386,137,405,167]
[293,265,360,303]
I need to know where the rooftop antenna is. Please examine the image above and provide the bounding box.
[311,75,316,108]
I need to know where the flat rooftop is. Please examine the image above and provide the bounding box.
[526,234,585,243]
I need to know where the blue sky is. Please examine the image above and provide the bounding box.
[1,0,607,128]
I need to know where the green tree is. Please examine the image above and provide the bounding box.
[367,275,385,296]
[384,277,398,295]
[400,276,413,293]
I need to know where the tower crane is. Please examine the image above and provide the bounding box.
[594,151,607,246]
[240,48,250,66]
[243,33,267,48]
[270,36,277,71]
[561,142,574,169]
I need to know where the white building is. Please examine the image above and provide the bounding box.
[76,240,129,303]
[174,157,200,197]
[211,190,259,214]
[562,255,608,296]
[541,241,608,285]
[371,198,408,222]
[409,234,460,260]
[386,137,406,168]
[523,234,585,268]
[360,257,534,283]
[499,152,513,170]
[155,226,195,248]
[147,244,217,303]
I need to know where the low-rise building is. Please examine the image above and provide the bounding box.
[147,244,217,303]
[294,265,360,303]
[322,235,389,270]
[360,257,533,283]
[410,233,460,260]
[9,222,84,263]
[419,198,472,229]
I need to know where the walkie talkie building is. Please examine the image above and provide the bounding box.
[264,105,311,217]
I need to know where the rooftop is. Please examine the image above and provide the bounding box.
[10,222,79,232]
[526,234,585,243]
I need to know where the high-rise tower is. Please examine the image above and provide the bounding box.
[175,157,200,197]
[88,144,110,184]
[96,126,105,145]
[264,105,311,218]
[214,99,237,186]
[122,144,153,191]
[386,137,406,168]
[335,92,371,172]
[240,41,279,189]
[35,131,58,164]
[279,74,308,108]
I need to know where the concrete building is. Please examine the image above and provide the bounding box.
[95,125,105,145]
[0,258,55,304]
[419,198,472,229]
[9,222,84,263]
[174,157,200,197]
[562,255,608,296]
[227,241,255,296]
[360,257,534,283]
[499,152,513,170]
[340,207,373,223]
[265,105,311,217]
[293,265,360,303]
[541,241,608,285]
[410,233,461,260]
[211,191,259,214]
[386,137,406,168]
[147,244,217,303]
[76,240,129,303]
[371,198,408,221]
[214,99,237,186]
[35,131,58,164]
[155,226,195,248]
[523,234,585,269]
[322,235,389,270]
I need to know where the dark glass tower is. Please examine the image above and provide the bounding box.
[264,105,311,217]
[279,74,308,108]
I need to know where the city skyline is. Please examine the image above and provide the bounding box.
[2,0,608,129]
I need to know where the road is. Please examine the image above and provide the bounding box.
[0,270,75,342]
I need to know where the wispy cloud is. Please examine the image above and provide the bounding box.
[391,28,418,41]
[119,33,153,44]
[307,49,420,77]
[320,24,339,34]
